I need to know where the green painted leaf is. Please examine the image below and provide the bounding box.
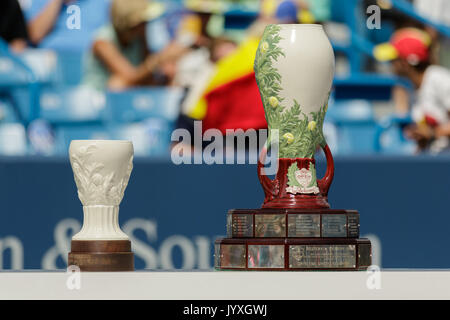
[307,163,318,188]
[255,24,329,159]
[287,163,300,187]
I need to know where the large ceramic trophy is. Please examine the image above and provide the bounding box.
[215,24,372,270]
[68,140,134,271]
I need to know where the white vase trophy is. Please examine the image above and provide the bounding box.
[214,24,372,271]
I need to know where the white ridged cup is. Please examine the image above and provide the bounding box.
[69,140,133,240]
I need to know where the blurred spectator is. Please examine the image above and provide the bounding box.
[178,5,301,137]
[176,36,237,120]
[82,0,186,91]
[275,1,299,24]
[0,0,29,52]
[210,37,237,63]
[376,28,450,153]
[182,0,226,48]
[413,0,450,68]
[413,0,450,26]
[23,0,110,51]
[261,0,329,24]
[298,0,331,23]
[179,0,320,136]
[175,2,233,112]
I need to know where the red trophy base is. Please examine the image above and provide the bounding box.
[68,240,134,272]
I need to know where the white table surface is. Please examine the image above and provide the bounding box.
[0,270,449,300]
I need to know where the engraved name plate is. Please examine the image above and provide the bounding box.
[229,214,253,238]
[248,245,284,268]
[347,214,359,238]
[289,245,356,268]
[214,243,220,268]
[322,214,347,237]
[220,244,246,268]
[288,214,320,237]
[255,214,286,237]
[226,214,232,238]
[358,243,372,267]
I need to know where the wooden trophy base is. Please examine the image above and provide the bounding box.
[215,208,372,271]
[215,237,371,271]
[68,240,134,272]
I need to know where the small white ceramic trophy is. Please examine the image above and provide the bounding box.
[68,140,134,271]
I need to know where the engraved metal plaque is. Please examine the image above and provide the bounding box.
[226,214,232,238]
[289,245,356,268]
[288,214,320,237]
[248,245,284,268]
[322,215,347,237]
[255,214,286,237]
[229,214,253,238]
[358,243,372,267]
[214,243,220,268]
[347,214,359,238]
[220,244,246,268]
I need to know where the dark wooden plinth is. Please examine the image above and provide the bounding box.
[216,207,371,271]
[227,208,360,238]
[68,240,134,272]
[215,238,372,271]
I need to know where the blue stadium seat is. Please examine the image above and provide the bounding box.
[11,85,106,124]
[367,21,395,44]
[106,88,183,156]
[0,56,30,87]
[50,88,183,156]
[54,125,111,155]
[0,98,19,123]
[378,125,415,154]
[375,115,416,154]
[331,0,352,23]
[322,121,339,155]
[1,49,78,87]
[0,49,58,86]
[0,123,28,155]
[18,50,59,83]
[326,100,377,154]
[0,49,41,122]
[106,87,183,123]
[336,123,378,154]
[55,51,83,85]
[109,118,174,157]
[326,99,375,123]
[0,44,60,123]
[54,120,174,157]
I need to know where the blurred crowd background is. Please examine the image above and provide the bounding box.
[0,0,449,157]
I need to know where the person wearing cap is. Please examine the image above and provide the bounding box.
[375,27,450,153]
[23,0,110,51]
[82,0,185,90]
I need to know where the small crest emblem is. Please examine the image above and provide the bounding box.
[286,162,319,194]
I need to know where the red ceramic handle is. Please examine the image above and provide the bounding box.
[257,144,334,198]
[317,144,334,197]
[257,145,277,197]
